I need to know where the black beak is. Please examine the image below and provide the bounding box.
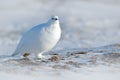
[54,18,58,20]
[51,17,58,20]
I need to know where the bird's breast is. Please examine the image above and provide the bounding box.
[37,24,61,50]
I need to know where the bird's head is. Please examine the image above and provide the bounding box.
[49,16,59,22]
[51,16,59,21]
[47,16,59,25]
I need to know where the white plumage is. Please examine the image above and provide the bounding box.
[12,16,61,58]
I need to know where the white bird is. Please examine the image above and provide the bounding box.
[12,16,61,59]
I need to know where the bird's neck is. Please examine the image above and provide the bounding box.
[47,20,59,27]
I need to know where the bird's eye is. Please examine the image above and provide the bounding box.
[51,18,58,20]
[52,18,54,20]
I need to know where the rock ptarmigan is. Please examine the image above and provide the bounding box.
[12,16,61,59]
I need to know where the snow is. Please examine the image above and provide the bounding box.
[0,0,120,80]
[0,65,120,80]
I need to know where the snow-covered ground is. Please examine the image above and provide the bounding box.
[0,0,120,80]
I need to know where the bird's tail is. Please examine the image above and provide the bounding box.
[11,51,19,56]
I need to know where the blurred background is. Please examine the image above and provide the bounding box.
[0,0,120,55]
